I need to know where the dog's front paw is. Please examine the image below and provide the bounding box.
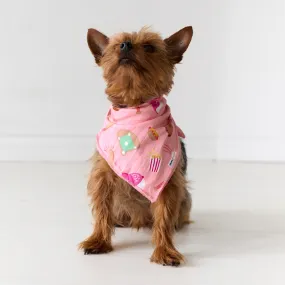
[150,246,184,267]
[78,238,113,255]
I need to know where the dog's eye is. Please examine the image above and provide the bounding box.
[143,44,155,53]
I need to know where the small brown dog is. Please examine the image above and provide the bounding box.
[79,26,193,266]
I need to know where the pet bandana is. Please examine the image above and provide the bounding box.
[96,97,185,203]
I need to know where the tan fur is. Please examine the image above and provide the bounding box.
[101,28,175,107]
[79,26,193,266]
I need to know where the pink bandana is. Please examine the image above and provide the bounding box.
[96,97,185,203]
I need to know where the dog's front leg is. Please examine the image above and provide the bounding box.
[79,153,114,254]
[150,171,184,266]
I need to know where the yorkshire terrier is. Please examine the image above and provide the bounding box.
[79,26,193,266]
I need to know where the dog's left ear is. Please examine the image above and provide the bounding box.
[164,26,193,64]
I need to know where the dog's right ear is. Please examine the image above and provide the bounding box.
[87,28,109,64]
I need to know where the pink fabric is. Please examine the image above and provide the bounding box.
[96,97,185,203]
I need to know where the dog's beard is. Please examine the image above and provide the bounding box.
[118,52,136,66]
[104,59,174,107]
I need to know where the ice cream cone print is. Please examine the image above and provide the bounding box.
[102,122,114,131]
[122,172,145,189]
[150,99,164,114]
[108,149,114,166]
[165,121,173,137]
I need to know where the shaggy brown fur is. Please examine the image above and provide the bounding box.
[79,26,193,266]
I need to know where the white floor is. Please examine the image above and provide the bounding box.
[0,161,285,285]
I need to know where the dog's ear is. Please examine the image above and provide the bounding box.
[87,28,109,64]
[164,26,193,64]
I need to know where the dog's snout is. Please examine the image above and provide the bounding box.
[120,41,132,52]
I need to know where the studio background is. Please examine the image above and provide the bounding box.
[1,1,285,284]
[1,0,284,162]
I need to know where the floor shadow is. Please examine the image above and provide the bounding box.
[114,239,150,251]
[176,211,285,262]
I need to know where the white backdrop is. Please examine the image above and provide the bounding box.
[0,0,284,161]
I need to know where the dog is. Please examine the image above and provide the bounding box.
[79,26,193,266]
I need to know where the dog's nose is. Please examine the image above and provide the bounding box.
[120,41,132,52]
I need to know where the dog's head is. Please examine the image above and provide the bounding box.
[87,26,193,107]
